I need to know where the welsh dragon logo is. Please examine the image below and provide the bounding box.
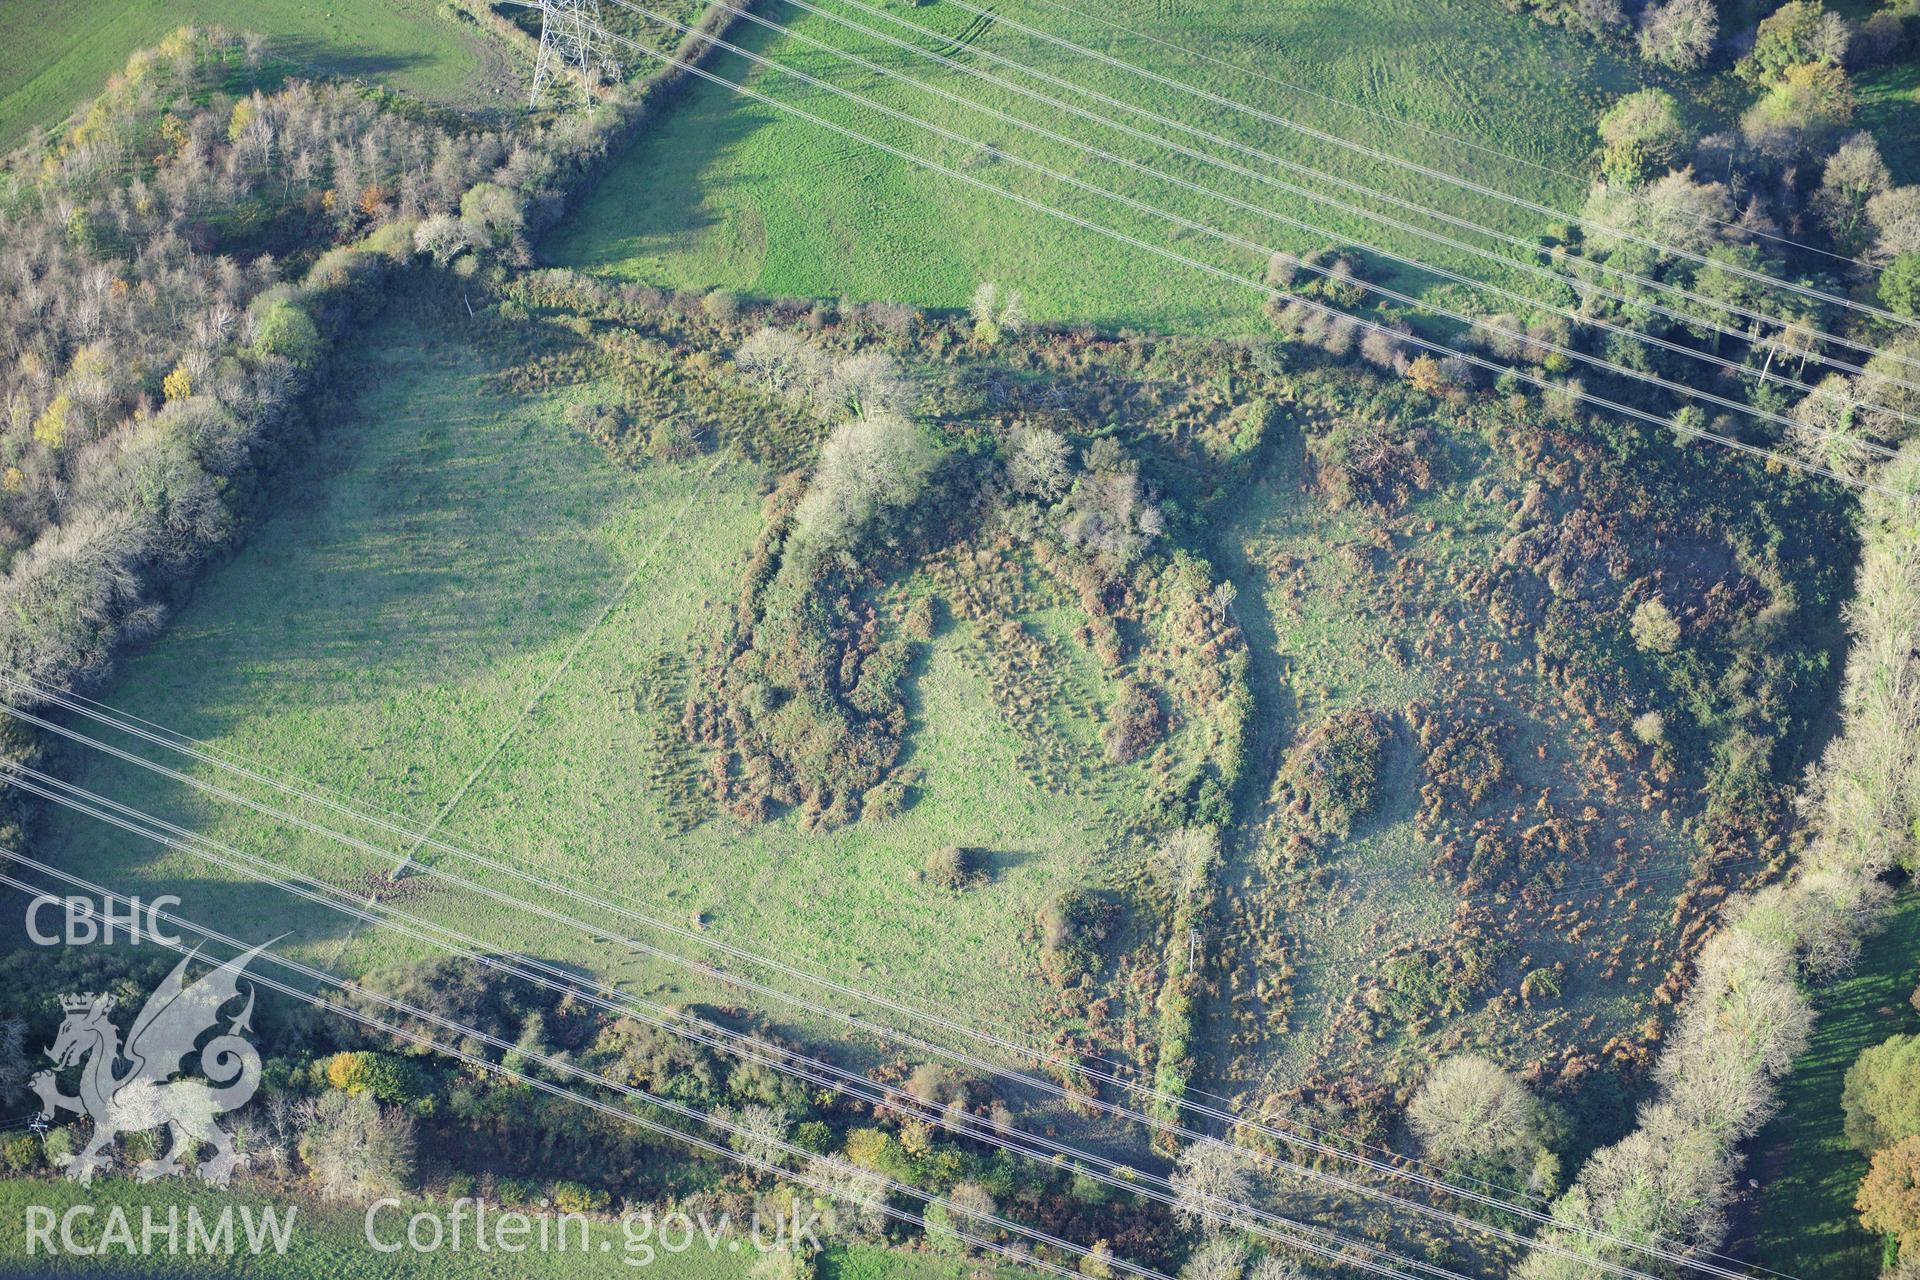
[29,941,272,1186]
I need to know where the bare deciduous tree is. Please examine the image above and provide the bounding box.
[1008,426,1072,499]
[295,1091,415,1200]
[1151,828,1221,904]
[1249,1254,1310,1280]
[969,281,1029,345]
[805,1156,890,1240]
[823,351,917,421]
[1810,134,1892,252]
[723,1102,792,1167]
[1583,168,1735,258]
[735,327,829,398]
[1637,0,1718,70]
[1868,187,1920,265]
[1061,464,1160,578]
[1855,334,1920,440]
[791,412,935,556]
[1182,1236,1248,1280]
[1408,1055,1544,1167]
[946,1180,997,1248]
[1630,596,1682,653]
[1789,373,1874,481]
[1171,1139,1255,1234]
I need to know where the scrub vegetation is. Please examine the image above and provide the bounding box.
[1,1,1918,1276]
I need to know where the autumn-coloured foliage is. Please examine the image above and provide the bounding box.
[1857,1136,1920,1249]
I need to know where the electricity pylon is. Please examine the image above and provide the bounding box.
[529,0,610,109]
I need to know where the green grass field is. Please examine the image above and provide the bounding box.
[27,302,1133,1057]
[1745,890,1920,1280]
[550,0,1678,333]
[0,0,517,150]
[0,1179,1008,1278]
[1856,58,1920,186]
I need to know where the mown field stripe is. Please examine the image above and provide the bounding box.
[927,0,1920,332]
[1019,0,1882,271]
[627,0,1920,435]
[570,10,1900,496]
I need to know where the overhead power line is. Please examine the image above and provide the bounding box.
[0,762,1616,1277]
[0,857,1180,1280]
[4,767,1702,1280]
[925,0,1920,335]
[0,677,1785,992]
[0,672,1562,1212]
[793,0,1920,383]
[385,452,725,880]
[564,12,1903,494]
[0,690,1772,1280]
[1019,0,1888,272]
[812,0,1920,386]
[0,782,1465,1280]
[670,0,1920,417]
[601,0,1915,452]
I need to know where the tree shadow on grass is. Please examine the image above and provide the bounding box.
[259,39,436,88]
[99,315,647,750]
[541,45,783,273]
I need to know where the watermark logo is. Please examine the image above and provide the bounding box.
[26,893,182,946]
[26,1202,298,1261]
[362,1200,823,1267]
[30,939,273,1186]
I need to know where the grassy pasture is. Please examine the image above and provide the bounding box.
[1856,58,1920,185]
[0,0,517,150]
[25,303,1133,1059]
[1743,890,1920,1280]
[550,0,1678,333]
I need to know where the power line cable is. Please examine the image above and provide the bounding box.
[0,688,1786,976]
[0,766,1620,1276]
[0,793,1468,1280]
[1015,0,1886,271]
[689,0,1920,415]
[796,0,1920,382]
[0,860,1174,1280]
[385,452,727,880]
[921,0,1920,334]
[604,0,1916,444]
[12,768,1730,1280]
[0,671,1573,1209]
[0,735,1764,1279]
[567,11,1905,495]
